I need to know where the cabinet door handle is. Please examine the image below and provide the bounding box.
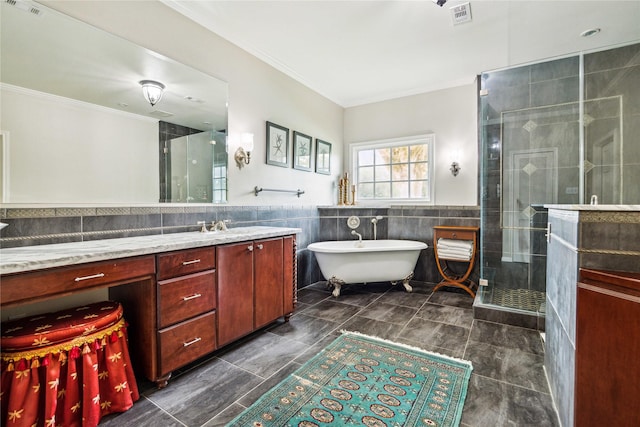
[74,273,105,282]
[257,244,264,250]
[247,245,254,251]
[452,233,457,238]
[182,337,201,347]
[182,293,202,301]
[182,259,201,266]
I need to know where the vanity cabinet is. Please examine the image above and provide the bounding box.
[217,236,295,346]
[0,230,297,389]
[155,247,217,378]
[1,256,156,306]
[217,241,254,346]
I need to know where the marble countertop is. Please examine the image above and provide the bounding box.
[544,204,640,211]
[0,226,301,275]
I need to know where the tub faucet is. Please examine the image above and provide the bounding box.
[351,230,363,245]
[371,215,384,240]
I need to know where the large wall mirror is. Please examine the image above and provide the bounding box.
[0,1,228,204]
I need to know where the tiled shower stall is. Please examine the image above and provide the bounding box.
[477,42,640,323]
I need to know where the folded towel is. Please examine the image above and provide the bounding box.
[436,249,472,261]
[437,238,473,251]
[438,246,472,255]
[436,238,473,261]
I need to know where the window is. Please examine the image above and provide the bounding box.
[351,135,435,202]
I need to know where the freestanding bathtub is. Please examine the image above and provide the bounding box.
[307,239,428,297]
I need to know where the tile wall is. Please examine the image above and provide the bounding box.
[584,43,640,203]
[0,205,321,287]
[318,206,480,284]
[1,205,481,290]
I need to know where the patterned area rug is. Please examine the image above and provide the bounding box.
[228,331,473,427]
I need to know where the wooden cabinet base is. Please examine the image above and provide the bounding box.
[576,269,640,426]
[1,233,297,389]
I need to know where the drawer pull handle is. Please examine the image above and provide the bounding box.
[452,233,457,238]
[74,273,105,282]
[182,259,201,266]
[182,293,202,301]
[257,244,264,250]
[183,337,201,347]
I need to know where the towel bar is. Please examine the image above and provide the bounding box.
[254,186,305,198]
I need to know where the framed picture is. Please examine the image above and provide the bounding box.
[293,131,313,171]
[315,139,331,175]
[266,121,289,167]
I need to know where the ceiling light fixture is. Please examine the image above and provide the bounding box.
[139,80,165,107]
[580,28,601,38]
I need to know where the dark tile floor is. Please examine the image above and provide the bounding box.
[101,281,559,426]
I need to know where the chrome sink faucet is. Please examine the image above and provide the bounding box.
[211,219,229,232]
[351,229,363,243]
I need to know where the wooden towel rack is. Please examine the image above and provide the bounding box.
[433,225,479,298]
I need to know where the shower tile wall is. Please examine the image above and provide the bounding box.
[584,43,640,203]
[318,206,480,284]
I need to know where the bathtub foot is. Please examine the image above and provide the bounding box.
[328,277,345,298]
[402,272,414,293]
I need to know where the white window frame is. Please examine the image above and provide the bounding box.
[349,134,436,205]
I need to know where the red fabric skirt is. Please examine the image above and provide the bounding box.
[1,301,139,427]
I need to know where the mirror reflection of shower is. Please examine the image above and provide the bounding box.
[160,121,227,203]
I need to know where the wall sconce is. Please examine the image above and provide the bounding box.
[450,161,461,176]
[450,149,461,176]
[139,80,165,107]
[234,133,254,169]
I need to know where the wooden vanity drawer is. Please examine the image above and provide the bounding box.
[158,311,216,374]
[158,270,216,328]
[1,255,156,306]
[157,247,215,280]
[434,229,475,241]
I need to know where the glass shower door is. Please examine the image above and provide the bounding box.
[479,56,581,314]
[479,43,639,318]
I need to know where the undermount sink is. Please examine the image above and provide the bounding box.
[196,227,259,236]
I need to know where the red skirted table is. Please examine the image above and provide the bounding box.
[1,301,139,427]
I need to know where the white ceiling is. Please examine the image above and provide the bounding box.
[162,0,640,107]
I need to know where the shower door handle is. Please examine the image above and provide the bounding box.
[545,222,551,244]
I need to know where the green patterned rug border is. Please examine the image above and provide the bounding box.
[227,331,473,427]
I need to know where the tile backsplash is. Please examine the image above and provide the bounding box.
[1,204,480,289]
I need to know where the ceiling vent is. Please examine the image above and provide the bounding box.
[450,2,472,25]
[4,0,44,17]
